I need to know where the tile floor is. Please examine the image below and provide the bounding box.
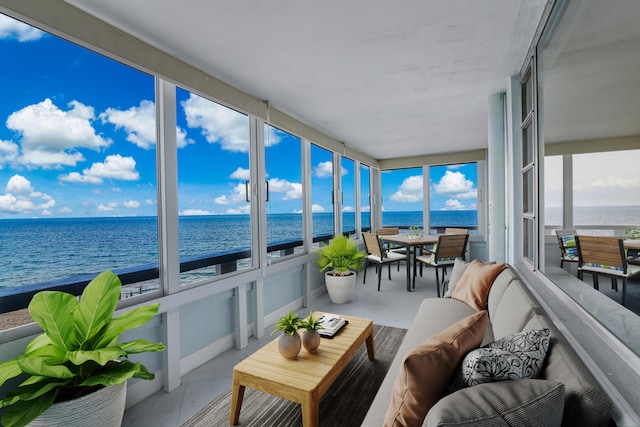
[122,262,437,427]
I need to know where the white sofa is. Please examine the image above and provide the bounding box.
[361,263,612,427]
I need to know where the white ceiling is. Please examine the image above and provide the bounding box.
[64,0,547,160]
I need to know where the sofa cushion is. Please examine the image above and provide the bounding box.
[425,380,565,427]
[383,310,488,427]
[524,315,612,427]
[443,258,469,297]
[452,328,551,388]
[490,280,538,339]
[451,260,506,311]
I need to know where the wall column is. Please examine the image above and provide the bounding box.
[488,93,506,262]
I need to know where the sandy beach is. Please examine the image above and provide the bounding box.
[0,308,35,331]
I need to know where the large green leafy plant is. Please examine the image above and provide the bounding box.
[316,235,366,276]
[0,270,165,427]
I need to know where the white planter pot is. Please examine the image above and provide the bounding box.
[325,271,357,304]
[28,382,126,427]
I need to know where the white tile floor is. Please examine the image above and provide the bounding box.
[122,262,441,427]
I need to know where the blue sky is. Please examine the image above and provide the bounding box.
[0,14,474,220]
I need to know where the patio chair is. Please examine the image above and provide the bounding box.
[555,229,579,268]
[413,233,469,297]
[375,227,405,270]
[362,232,407,291]
[417,227,469,276]
[575,235,640,307]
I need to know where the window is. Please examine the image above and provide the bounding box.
[520,64,537,263]
[429,163,478,233]
[0,15,158,311]
[341,157,356,237]
[265,125,303,258]
[176,89,252,284]
[381,168,423,232]
[360,164,371,233]
[310,144,334,244]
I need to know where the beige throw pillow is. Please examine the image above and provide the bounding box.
[383,310,489,427]
[451,260,506,311]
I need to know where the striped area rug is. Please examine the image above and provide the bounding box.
[181,324,406,427]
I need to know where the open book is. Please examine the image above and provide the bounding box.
[318,313,348,337]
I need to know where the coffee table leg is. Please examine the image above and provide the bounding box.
[301,391,320,427]
[365,331,375,361]
[229,378,245,426]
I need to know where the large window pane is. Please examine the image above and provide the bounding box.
[0,15,158,312]
[311,144,334,244]
[429,163,478,233]
[360,164,371,233]
[381,168,423,232]
[265,125,303,258]
[341,157,355,237]
[176,89,252,284]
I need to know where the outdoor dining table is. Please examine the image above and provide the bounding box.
[380,234,439,292]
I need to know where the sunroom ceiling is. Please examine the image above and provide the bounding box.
[64,0,546,161]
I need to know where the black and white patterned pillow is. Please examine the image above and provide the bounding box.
[451,328,551,388]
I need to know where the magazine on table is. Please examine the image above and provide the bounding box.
[318,313,348,337]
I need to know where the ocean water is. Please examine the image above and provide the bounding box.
[2,206,637,292]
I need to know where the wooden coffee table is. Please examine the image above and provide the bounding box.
[230,313,374,427]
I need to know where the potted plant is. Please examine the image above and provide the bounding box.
[0,270,166,427]
[272,310,303,359]
[316,235,366,304]
[300,311,324,352]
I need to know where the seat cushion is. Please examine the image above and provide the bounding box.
[383,310,488,427]
[451,260,506,311]
[425,380,565,427]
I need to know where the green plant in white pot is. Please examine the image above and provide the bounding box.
[316,235,366,304]
[0,270,165,427]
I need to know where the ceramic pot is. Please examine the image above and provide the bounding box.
[28,381,126,427]
[278,332,301,359]
[325,271,357,304]
[302,330,321,352]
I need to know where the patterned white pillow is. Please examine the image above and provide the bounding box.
[451,328,551,388]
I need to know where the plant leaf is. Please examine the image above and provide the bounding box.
[95,302,160,349]
[117,339,166,355]
[1,390,57,427]
[0,358,23,388]
[28,291,78,351]
[17,358,74,380]
[79,360,148,387]
[66,347,126,366]
[73,270,121,349]
[2,378,67,407]
[24,333,53,354]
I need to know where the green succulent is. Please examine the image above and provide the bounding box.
[0,270,165,427]
[300,311,324,332]
[315,235,367,276]
[272,310,303,336]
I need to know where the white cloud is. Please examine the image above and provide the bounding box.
[230,167,250,180]
[343,205,355,212]
[182,94,250,152]
[264,126,283,147]
[0,174,56,214]
[58,206,73,214]
[0,15,45,41]
[441,199,467,210]
[433,170,477,199]
[390,175,423,202]
[97,202,118,211]
[124,200,140,208]
[314,161,333,178]
[181,209,212,216]
[230,182,249,203]
[6,99,111,169]
[100,100,157,149]
[215,195,230,205]
[361,205,370,212]
[0,140,19,168]
[312,204,326,213]
[225,205,251,215]
[268,178,302,200]
[59,154,140,184]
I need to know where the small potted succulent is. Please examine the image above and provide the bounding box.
[300,311,324,352]
[272,310,303,359]
[316,235,366,304]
